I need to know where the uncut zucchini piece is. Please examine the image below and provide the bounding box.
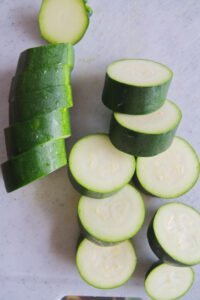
[39,0,92,45]
[13,64,71,94]
[102,59,173,114]
[5,107,71,157]
[9,85,72,123]
[110,100,182,157]
[136,136,200,198]
[1,139,67,193]
[16,43,74,74]
[147,202,200,266]
[145,261,194,300]
[76,239,137,289]
[78,184,145,245]
[68,134,135,198]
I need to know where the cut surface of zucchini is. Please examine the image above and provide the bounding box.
[136,137,200,198]
[69,134,135,198]
[145,262,194,300]
[76,239,137,289]
[78,184,145,243]
[148,203,200,266]
[39,0,91,44]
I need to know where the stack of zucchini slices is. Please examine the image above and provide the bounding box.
[1,43,74,192]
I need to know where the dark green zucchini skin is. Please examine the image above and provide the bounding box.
[102,74,172,114]
[145,261,164,279]
[109,115,178,157]
[147,216,192,267]
[9,85,72,123]
[16,43,74,74]
[1,139,67,193]
[5,107,71,157]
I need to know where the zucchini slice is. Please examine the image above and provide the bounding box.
[78,184,145,244]
[39,0,92,45]
[76,239,137,289]
[148,202,200,266]
[16,43,74,74]
[136,136,199,198]
[1,139,67,193]
[102,59,173,114]
[145,261,194,300]
[68,134,135,198]
[110,100,182,157]
[5,107,71,157]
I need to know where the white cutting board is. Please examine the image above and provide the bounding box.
[0,1,199,299]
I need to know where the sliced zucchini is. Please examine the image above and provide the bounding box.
[148,202,200,266]
[102,59,173,114]
[110,100,182,157]
[5,107,71,157]
[9,85,72,123]
[136,136,200,198]
[78,184,145,244]
[68,134,135,198]
[76,239,137,289]
[16,43,74,74]
[39,0,92,45]
[145,261,194,300]
[1,139,67,193]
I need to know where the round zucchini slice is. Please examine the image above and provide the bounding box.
[102,59,173,114]
[145,261,194,300]
[110,100,182,157]
[68,134,135,198]
[78,184,145,244]
[76,239,137,289]
[148,202,200,266]
[136,136,200,198]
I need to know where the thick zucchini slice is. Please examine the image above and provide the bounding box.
[136,136,199,198]
[76,239,137,289]
[68,134,135,198]
[39,0,92,45]
[145,261,194,300]
[5,107,71,157]
[110,100,182,157]
[78,184,145,244]
[1,139,67,193]
[16,43,74,74]
[147,202,200,266]
[102,59,173,114]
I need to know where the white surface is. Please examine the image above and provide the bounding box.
[0,0,199,299]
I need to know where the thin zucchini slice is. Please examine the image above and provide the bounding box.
[5,107,71,157]
[76,239,137,289]
[102,59,173,114]
[145,261,194,300]
[136,136,200,198]
[69,134,135,198]
[110,100,182,157]
[78,184,145,244]
[39,0,92,45]
[1,139,67,193]
[148,202,200,266]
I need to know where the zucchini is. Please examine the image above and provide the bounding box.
[5,107,71,157]
[136,136,200,198]
[110,100,182,157]
[39,0,92,45]
[16,43,74,74]
[1,139,67,193]
[78,184,145,244]
[145,261,194,300]
[102,59,173,114]
[9,85,72,123]
[147,202,200,266]
[68,134,135,198]
[76,239,137,289]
